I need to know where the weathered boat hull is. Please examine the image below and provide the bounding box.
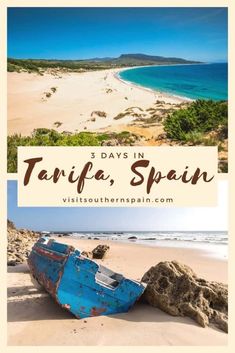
[28,237,145,318]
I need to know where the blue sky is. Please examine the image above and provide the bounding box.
[8,7,227,62]
[8,181,227,232]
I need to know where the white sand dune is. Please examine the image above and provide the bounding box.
[8,69,186,136]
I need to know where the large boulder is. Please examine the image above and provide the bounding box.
[92,245,110,259]
[141,261,228,332]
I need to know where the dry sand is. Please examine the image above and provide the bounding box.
[8,69,186,136]
[7,238,227,346]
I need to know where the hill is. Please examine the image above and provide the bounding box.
[7,53,201,74]
[115,53,199,65]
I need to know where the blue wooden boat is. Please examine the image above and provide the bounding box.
[28,237,146,318]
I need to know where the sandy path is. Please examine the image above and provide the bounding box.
[8,69,185,136]
[8,239,227,346]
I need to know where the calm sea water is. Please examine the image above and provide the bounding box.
[119,63,228,101]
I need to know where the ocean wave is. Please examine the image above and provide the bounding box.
[64,231,228,245]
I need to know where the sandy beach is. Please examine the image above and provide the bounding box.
[7,238,227,346]
[8,68,186,137]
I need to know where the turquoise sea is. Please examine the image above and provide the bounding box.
[119,63,228,101]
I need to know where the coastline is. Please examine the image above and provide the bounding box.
[7,65,228,170]
[8,238,227,346]
[67,233,228,261]
[114,67,192,103]
[117,62,228,102]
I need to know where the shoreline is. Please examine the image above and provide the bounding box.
[115,66,193,103]
[115,62,228,102]
[65,234,228,261]
[7,64,227,147]
[8,238,227,345]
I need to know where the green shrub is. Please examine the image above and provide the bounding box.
[219,162,228,173]
[164,100,228,141]
[202,137,218,146]
[183,131,205,145]
[7,129,138,173]
[7,129,102,173]
[116,131,131,139]
[7,59,40,73]
[7,63,16,72]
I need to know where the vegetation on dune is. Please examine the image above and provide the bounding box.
[7,58,113,74]
[7,100,228,173]
[163,100,228,143]
[8,60,40,74]
[51,87,57,93]
[7,129,138,173]
[7,54,200,74]
[162,99,228,172]
[219,162,228,173]
[7,129,101,172]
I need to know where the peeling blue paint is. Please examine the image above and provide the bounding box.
[28,237,146,318]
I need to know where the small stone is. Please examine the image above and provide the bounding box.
[92,245,110,259]
[81,251,92,259]
[7,260,16,266]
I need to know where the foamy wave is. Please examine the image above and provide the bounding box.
[67,231,227,245]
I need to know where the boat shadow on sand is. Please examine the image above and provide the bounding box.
[7,264,203,329]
